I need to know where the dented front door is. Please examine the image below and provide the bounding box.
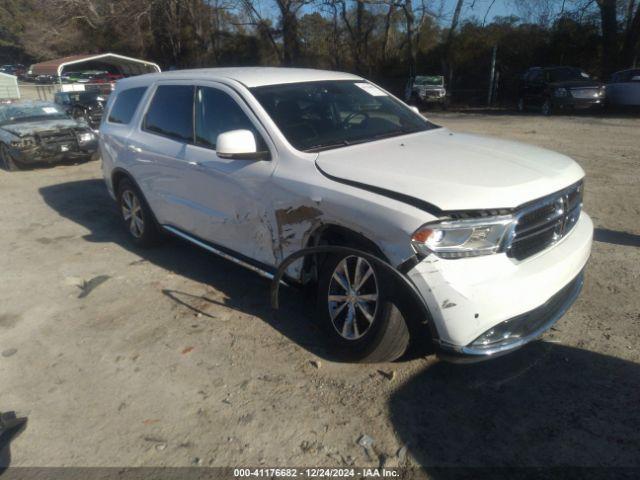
[181,84,278,266]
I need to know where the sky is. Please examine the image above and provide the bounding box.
[440,0,517,24]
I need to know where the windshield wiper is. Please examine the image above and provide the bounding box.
[304,140,352,152]
[347,128,420,145]
[304,128,422,153]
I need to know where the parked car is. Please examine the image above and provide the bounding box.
[100,68,592,363]
[0,64,25,78]
[0,100,97,171]
[60,71,84,83]
[77,71,109,84]
[605,68,640,108]
[405,75,448,108]
[54,91,109,130]
[34,74,57,84]
[518,66,605,115]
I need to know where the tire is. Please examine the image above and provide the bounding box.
[541,98,554,116]
[316,253,410,363]
[116,178,163,247]
[0,144,20,171]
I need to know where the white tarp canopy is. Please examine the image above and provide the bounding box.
[0,72,19,100]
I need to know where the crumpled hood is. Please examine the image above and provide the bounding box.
[315,128,585,212]
[1,118,84,137]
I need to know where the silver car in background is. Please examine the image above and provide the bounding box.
[606,69,640,107]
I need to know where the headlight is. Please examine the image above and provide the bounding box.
[10,136,36,148]
[77,132,95,143]
[411,216,514,259]
[553,88,568,97]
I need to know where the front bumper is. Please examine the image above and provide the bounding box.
[10,140,98,165]
[555,96,603,109]
[407,212,593,361]
[418,93,447,103]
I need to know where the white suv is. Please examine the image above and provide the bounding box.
[100,68,593,363]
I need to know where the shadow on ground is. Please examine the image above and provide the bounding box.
[390,342,640,470]
[39,179,330,359]
[594,228,640,247]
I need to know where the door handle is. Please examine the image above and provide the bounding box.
[128,144,143,153]
[187,160,204,167]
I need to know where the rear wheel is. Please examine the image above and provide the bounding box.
[116,178,162,247]
[316,253,410,363]
[0,144,20,171]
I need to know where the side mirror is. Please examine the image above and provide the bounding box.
[216,129,270,160]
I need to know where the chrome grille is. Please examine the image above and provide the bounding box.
[506,181,583,260]
[571,88,599,99]
[37,129,77,147]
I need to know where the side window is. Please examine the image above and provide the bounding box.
[143,85,194,142]
[195,86,265,150]
[108,87,147,124]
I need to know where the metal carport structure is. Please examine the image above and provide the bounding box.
[28,53,161,77]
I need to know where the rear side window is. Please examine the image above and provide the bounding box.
[195,86,262,149]
[143,85,194,142]
[108,87,147,124]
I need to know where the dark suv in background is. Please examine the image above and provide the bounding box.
[54,91,109,130]
[518,66,605,115]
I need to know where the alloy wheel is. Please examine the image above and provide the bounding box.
[121,190,144,238]
[327,255,379,340]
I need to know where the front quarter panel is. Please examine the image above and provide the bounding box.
[271,154,435,277]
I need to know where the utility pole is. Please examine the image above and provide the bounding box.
[487,44,497,106]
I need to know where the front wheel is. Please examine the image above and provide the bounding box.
[316,253,410,363]
[0,144,20,171]
[117,178,162,247]
[541,98,554,116]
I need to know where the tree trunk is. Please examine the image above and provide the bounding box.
[403,0,416,76]
[597,0,619,78]
[621,2,640,66]
[444,0,464,86]
[381,2,395,62]
[277,0,301,66]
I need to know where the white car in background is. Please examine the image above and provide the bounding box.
[99,67,592,363]
[606,69,640,107]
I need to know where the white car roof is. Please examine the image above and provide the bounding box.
[117,67,363,89]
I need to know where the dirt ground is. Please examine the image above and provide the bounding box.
[1,111,639,472]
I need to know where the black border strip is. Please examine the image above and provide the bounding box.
[315,162,444,216]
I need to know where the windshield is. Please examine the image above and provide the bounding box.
[414,75,443,86]
[0,103,68,125]
[251,80,438,152]
[546,68,590,82]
